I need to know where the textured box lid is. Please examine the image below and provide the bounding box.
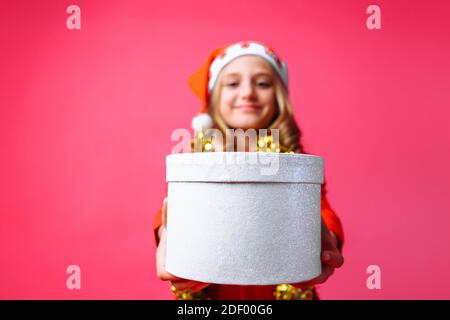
[166,152,324,183]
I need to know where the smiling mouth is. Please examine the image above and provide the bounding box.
[234,104,262,111]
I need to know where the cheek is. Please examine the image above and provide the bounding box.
[219,90,235,115]
[261,91,276,113]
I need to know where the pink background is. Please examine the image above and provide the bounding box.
[1,0,449,299]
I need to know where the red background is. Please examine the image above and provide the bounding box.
[1,0,449,299]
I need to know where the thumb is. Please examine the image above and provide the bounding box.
[161,197,168,227]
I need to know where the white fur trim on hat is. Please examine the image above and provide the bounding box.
[191,113,213,132]
[208,42,288,92]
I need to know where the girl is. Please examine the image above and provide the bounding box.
[153,41,344,300]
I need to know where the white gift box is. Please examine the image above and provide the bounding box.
[165,152,324,285]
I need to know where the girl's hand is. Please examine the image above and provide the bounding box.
[294,219,344,289]
[156,197,210,292]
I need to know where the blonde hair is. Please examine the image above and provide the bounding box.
[207,62,303,153]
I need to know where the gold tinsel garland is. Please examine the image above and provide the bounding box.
[190,131,295,153]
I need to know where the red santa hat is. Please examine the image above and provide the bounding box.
[188,41,289,132]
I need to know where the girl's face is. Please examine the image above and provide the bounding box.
[217,56,277,130]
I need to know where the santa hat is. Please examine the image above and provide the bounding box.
[188,41,289,133]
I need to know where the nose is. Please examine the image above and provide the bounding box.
[240,80,255,100]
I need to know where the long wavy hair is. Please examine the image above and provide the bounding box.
[206,60,304,153]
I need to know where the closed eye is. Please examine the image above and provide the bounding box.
[257,82,272,88]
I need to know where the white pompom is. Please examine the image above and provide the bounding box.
[191,113,213,132]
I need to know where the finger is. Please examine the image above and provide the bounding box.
[156,232,181,282]
[157,268,182,282]
[161,197,168,227]
[302,265,334,286]
[328,231,338,247]
[171,280,203,291]
[322,228,338,249]
[156,250,182,281]
[322,251,344,268]
[314,265,335,284]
